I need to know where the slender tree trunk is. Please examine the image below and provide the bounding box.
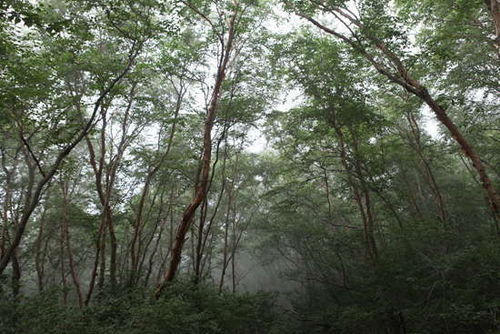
[351,137,378,260]
[85,218,107,306]
[61,181,84,308]
[200,228,216,281]
[98,223,107,290]
[155,7,239,298]
[0,148,19,260]
[59,212,68,305]
[405,113,448,223]
[321,166,334,221]
[485,0,500,43]
[194,130,228,283]
[11,251,20,298]
[219,194,232,293]
[218,152,248,293]
[219,236,229,292]
[107,207,117,287]
[86,122,119,290]
[156,201,176,285]
[130,84,184,285]
[331,118,377,260]
[130,175,152,282]
[136,187,165,284]
[144,186,175,286]
[143,213,168,287]
[194,199,208,283]
[34,209,46,293]
[0,220,7,260]
[231,246,236,293]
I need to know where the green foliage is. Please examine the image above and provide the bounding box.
[0,0,499,333]
[0,282,279,334]
[257,173,500,333]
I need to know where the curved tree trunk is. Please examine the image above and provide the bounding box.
[296,8,500,221]
[155,5,238,298]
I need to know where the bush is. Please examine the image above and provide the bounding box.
[0,281,280,334]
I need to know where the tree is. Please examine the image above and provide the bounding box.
[0,0,148,275]
[156,0,268,295]
[283,0,500,221]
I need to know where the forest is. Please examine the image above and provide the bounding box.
[0,0,499,333]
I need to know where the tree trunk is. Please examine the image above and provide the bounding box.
[0,45,139,275]
[219,188,233,293]
[59,211,68,305]
[485,0,500,43]
[417,90,500,220]
[85,217,107,306]
[405,112,448,224]
[130,86,183,285]
[298,10,500,221]
[155,8,238,298]
[351,136,378,260]
[61,181,84,308]
[194,130,228,283]
[330,117,377,261]
[34,209,46,293]
[11,251,21,298]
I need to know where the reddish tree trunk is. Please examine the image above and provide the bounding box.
[155,8,238,298]
[298,10,500,221]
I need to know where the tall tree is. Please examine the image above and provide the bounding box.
[283,0,500,220]
[0,0,148,275]
[155,0,242,295]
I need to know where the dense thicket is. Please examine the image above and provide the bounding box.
[0,0,499,333]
